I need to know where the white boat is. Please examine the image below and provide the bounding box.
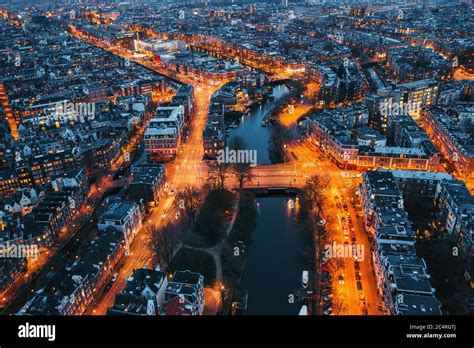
[298,305,308,316]
[302,270,309,288]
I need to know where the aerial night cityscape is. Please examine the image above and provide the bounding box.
[0,0,472,345]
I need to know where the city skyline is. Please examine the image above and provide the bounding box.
[0,0,472,345]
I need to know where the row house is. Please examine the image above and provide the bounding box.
[421,107,474,178]
[361,170,441,315]
[434,179,474,257]
[129,164,165,211]
[98,200,144,249]
[19,227,125,315]
[107,267,168,316]
[162,270,205,316]
[144,106,185,162]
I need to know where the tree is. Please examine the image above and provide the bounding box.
[147,222,183,267]
[228,136,253,189]
[233,162,253,189]
[176,186,203,231]
[208,161,229,189]
[328,258,345,277]
[332,290,347,315]
[302,174,330,221]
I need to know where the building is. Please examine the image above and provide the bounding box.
[421,107,474,178]
[107,267,168,316]
[0,257,27,294]
[162,270,205,315]
[360,170,441,315]
[144,106,185,162]
[390,170,453,198]
[19,227,125,315]
[98,201,143,248]
[203,102,225,159]
[302,113,440,171]
[367,79,439,133]
[386,46,452,83]
[129,164,165,210]
[434,179,474,257]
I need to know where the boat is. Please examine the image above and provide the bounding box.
[231,289,248,315]
[302,270,309,289]
[298,305,308,316]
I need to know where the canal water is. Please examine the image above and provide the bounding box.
[240,196,308,315]
[227,84,289,164]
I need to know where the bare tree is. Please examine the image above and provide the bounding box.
[147,222,183,267]
[228,135,246,152]
[332,290,348,315]
[328,258,345,277]
[302,174,330,220]
[228,136,253,189]
[176,186,203,231]
[208,161,229,189]
[233,162,253,189]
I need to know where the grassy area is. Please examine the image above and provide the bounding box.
[169,248,216,286]
[194,189,236,247]
[222,191,257,289]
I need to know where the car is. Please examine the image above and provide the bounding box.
[338,275,345,284]
[111,273,118,282]
[104,282,113,292]
[355,272,361,281]
[323,302,333,309]
[343,204,348,211]
[357,282,363,291]
[323,308,332,315]
[322,277,332,284]
[354,262,360,271]
[350,231,356,241]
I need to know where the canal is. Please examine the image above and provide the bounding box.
[240,195,309,315]
[227,84,289,164]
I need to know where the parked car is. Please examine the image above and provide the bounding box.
[357,281,363,291]
[323,301,333,309]
[354,262,360,270]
